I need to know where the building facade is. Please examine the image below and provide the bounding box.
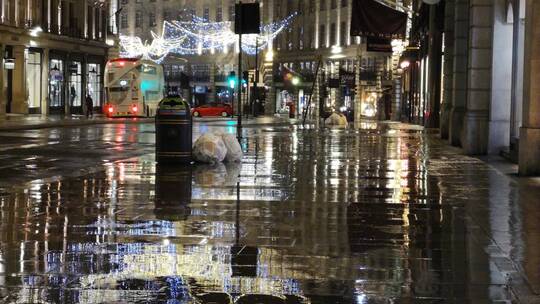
[399,0,539,175]
[118,0,402,118]
[0,0,118,116]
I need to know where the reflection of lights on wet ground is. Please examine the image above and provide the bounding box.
[356,294,367,304]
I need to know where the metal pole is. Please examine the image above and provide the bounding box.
[252,38,258,117]
[237,1,243,139]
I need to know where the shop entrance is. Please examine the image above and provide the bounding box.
[49,59,65,114]
[87,63,102,112]
[3,47,13,113]
[26,50,42,114]
[68,62,82,114]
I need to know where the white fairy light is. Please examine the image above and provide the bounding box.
[119,13,297,62]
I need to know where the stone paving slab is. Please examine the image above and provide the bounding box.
[0,120,538,303]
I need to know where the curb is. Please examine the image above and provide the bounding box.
[0,118,154,131]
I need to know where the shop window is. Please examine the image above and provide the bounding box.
[330,23,336,46]
[135,11,142,28]
[49,59,64,109]
[216,7,222,22]
[121,14,128,29]
[149,12,156,27]
[26,51,42,111]
[340,21,347,46]
[87,63,102,108]
[68,62,82,108]
[319,24,325,48]
[229,5,235,21]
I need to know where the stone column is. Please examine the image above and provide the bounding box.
[334,61,341,110]
[518,0,540,176]
[487,0,513,154]
[449,0,469,146]
[41,49,50,116]
[0,45,5,116]
[426,4,443,128]
[460,0,492,154]
[265,62,276,115]
[354,50,364,123]
[441,0,455,139]
[11,46,28,114]
[208,63,216,104]
[156,0,163,34]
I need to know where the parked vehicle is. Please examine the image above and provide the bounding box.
[191,103,233,117]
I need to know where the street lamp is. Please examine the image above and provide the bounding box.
[400,60,410,69]
[29,26,43,37]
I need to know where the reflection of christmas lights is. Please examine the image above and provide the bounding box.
[120,13,297,62]
[362,93,378,117]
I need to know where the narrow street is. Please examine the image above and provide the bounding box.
[0,120,538,303]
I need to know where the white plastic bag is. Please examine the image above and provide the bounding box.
[192,133,228,164]
[220,133,243,162]
[325,113,348,128]
[339,113,349,126]
[194,163,227,186]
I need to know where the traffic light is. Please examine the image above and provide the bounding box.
[242,71,249,85]
[228,71,236,89]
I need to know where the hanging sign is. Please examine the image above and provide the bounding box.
[328,78,340,88]
[339,69,356,87]
[4,59,15,70]
[350,0,407,39]
[366,37,393,53]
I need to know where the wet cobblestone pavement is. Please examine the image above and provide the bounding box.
[0,120,539,303]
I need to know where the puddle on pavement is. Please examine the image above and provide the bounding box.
[0,123,526,303]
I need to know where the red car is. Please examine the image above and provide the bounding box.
[191,103,233,117]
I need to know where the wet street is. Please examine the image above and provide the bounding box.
[0,119,539,303]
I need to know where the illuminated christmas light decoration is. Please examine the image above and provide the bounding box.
[120,13,297,62]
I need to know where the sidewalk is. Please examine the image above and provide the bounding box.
[0,114,153,131]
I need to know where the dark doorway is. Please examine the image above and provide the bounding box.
[4,47,13,114]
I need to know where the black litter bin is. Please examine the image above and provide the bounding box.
[155,96,192,164]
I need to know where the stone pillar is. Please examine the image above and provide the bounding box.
[460,0,492,154]
[265,62,276,115]
[441,0,455,139]
[354,51,364,123]
[208,63,216,104]
[156,0,163,34]
[334,61,341,110]
[426,4,443,128]
[41,49,50,116]
[392,75,402,121]
[487,0,513,154]
[0,45,5,116]
[449,0,469,146]
[11,46,28,114]
[518,0,540,176]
